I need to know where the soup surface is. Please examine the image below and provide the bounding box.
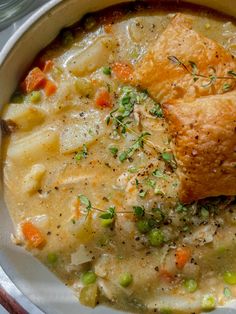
[2,2,236,313]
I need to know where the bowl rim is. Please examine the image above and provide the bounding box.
[1,0,236,313]
[0,0,61,69]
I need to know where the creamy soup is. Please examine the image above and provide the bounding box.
[2,2,236,313]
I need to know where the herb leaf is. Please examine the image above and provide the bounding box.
[119,132,150,163]
[149,104,163,118]
[75,144,88,161]
[133,206,145,217]
[109,146,118,156]
[78,194,92,212]
[103,66,111,76]
[100,206,116,219]
[223,83,232,92]
[228,70,236,77]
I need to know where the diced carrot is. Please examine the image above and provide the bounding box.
[44,79,57,96]
[112,62,133,82]
[22,67,46,93]
[75,199,81,219]
[95,88,112,108]
[159,268,173,283]
[43,60,53,73]
[175,247,191,269]
[104,23,113,34]
[22,221,46,248]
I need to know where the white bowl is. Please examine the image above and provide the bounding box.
[0,1,236,313]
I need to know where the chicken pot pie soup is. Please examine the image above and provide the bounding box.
[2,2,236,313]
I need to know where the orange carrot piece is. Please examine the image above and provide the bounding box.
[43,60,53,73]
[22,67,46,93]
[44,79,57,96]
[159,268,173,283]
[95,88,112,108]
[175,247,191,269]
[112,62,133,82]
[22,222,46,248]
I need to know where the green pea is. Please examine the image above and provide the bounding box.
[148,228,164,247]
[30,91,41,103]
[136,219,151,234]
[183,279,198,293]
[47,253,58,264]
[223,271,236,285]
[201,294,216,311]
[119,272,133,287]
[101,218,114,227]
[81,271,97,285]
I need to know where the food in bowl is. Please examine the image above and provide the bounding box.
[2,1,236,313]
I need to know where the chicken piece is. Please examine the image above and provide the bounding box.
[163,90,236,203]
[132,13,236,102]
[124,160,179,211]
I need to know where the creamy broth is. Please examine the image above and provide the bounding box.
[2,2,236,313]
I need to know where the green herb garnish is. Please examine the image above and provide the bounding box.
[109,146,118,156]
[223,83,232,92]
[168,56,236,88]
[138,189,146,198]
[75,144,88,161]
[103,66,111,76]
[100,206,116,219]
[133,206,145,217]
[149,104,163,118]
[119,132,150,162]
[78,194,92,212]
[161,152,173,162]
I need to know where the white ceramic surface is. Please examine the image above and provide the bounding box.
[0,1,236,313]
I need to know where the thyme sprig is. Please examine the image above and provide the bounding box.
[168,55,236,88]
[107,111,161,152]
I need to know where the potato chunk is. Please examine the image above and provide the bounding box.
[67,36,116,76]
[23,164,46,194]
[7,128,59,163]
[60,110,104,154]
[2,104,45,131]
